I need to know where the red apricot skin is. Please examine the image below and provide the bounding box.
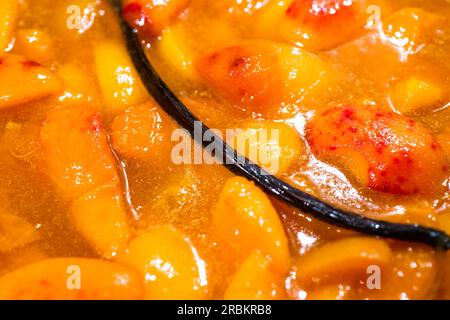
[283,0,367,50]
[307,106,448,195]
[195,41,284,114]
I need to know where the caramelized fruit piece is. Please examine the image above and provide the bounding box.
[286,0,365,50]
[224,250,286,300]
[383,8,445,59]
[119,226,207,299]
[230,121,304,175]
[0,0,18,51]
[0,258,144,300]
[123,0,190,37]
[13,29,55,64]
[0,54,62,109]
[71,183,130,259]
[41,106,131,258]
[111,102,175,161]
[94,40,148,113]
[307,106,448,195]
[390,76,445,114]
[196,41,283,113]
[293,237,392,284]
[212,177,290,273]
[40,106,119,199]
[257,0,380,51]
[196,40,329,115]
[0,211,39,253]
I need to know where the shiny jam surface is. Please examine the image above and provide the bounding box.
[0,0,449,300]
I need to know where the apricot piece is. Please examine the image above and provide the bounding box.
[110,102,175,161]
[224,250,286,300]
[156,24,196,79]
[373,246,437,300]
[307,106,448,195]
[196,41,283,113]
[13,29,55,64]
[195,40,328,115]
[0,211,39,253]
[286,0,365,50]
[230,121,304,175]
[390,76,444,114]
[94,40,148,113]
[119,226,208,299]
[40,106,119,199]
[0,0,18,51]
[123,0,190,37]
[0,54,62,109]
[293,237,392,284]
[56,64,97,106]
[212,177,290,273]
[0,258,144,300]
[257,0,379,51]
[71,183,130,259]
[383,8,445,59]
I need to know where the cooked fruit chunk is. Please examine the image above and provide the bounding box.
[71,183,130,259]
[119,226,207,299]
[56,64,97,106]
[196,41,282,113]
[307,106,448,195]
[41,107,130,258]
[40,106,119,199]
[293,237,392,284]
[156,25,196,79]
[0,258,144,300]
[13,29,55,64]
[0,54,62,109]
[224,250,285,300]
[373,246,437,300]
[94,40,148,113]
[0,0,18,51]
[111,102,175,161]
[195,40,329,115]
[257,0,379,50]
[212,177,290,273]
[383,8,445,59]
[286,0,365,50]
[230,121,304,175]
[390,76,445,114]
[123,0,190,37]
[0,211,39,253]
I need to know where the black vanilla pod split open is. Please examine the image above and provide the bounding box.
[109,0,450,250]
